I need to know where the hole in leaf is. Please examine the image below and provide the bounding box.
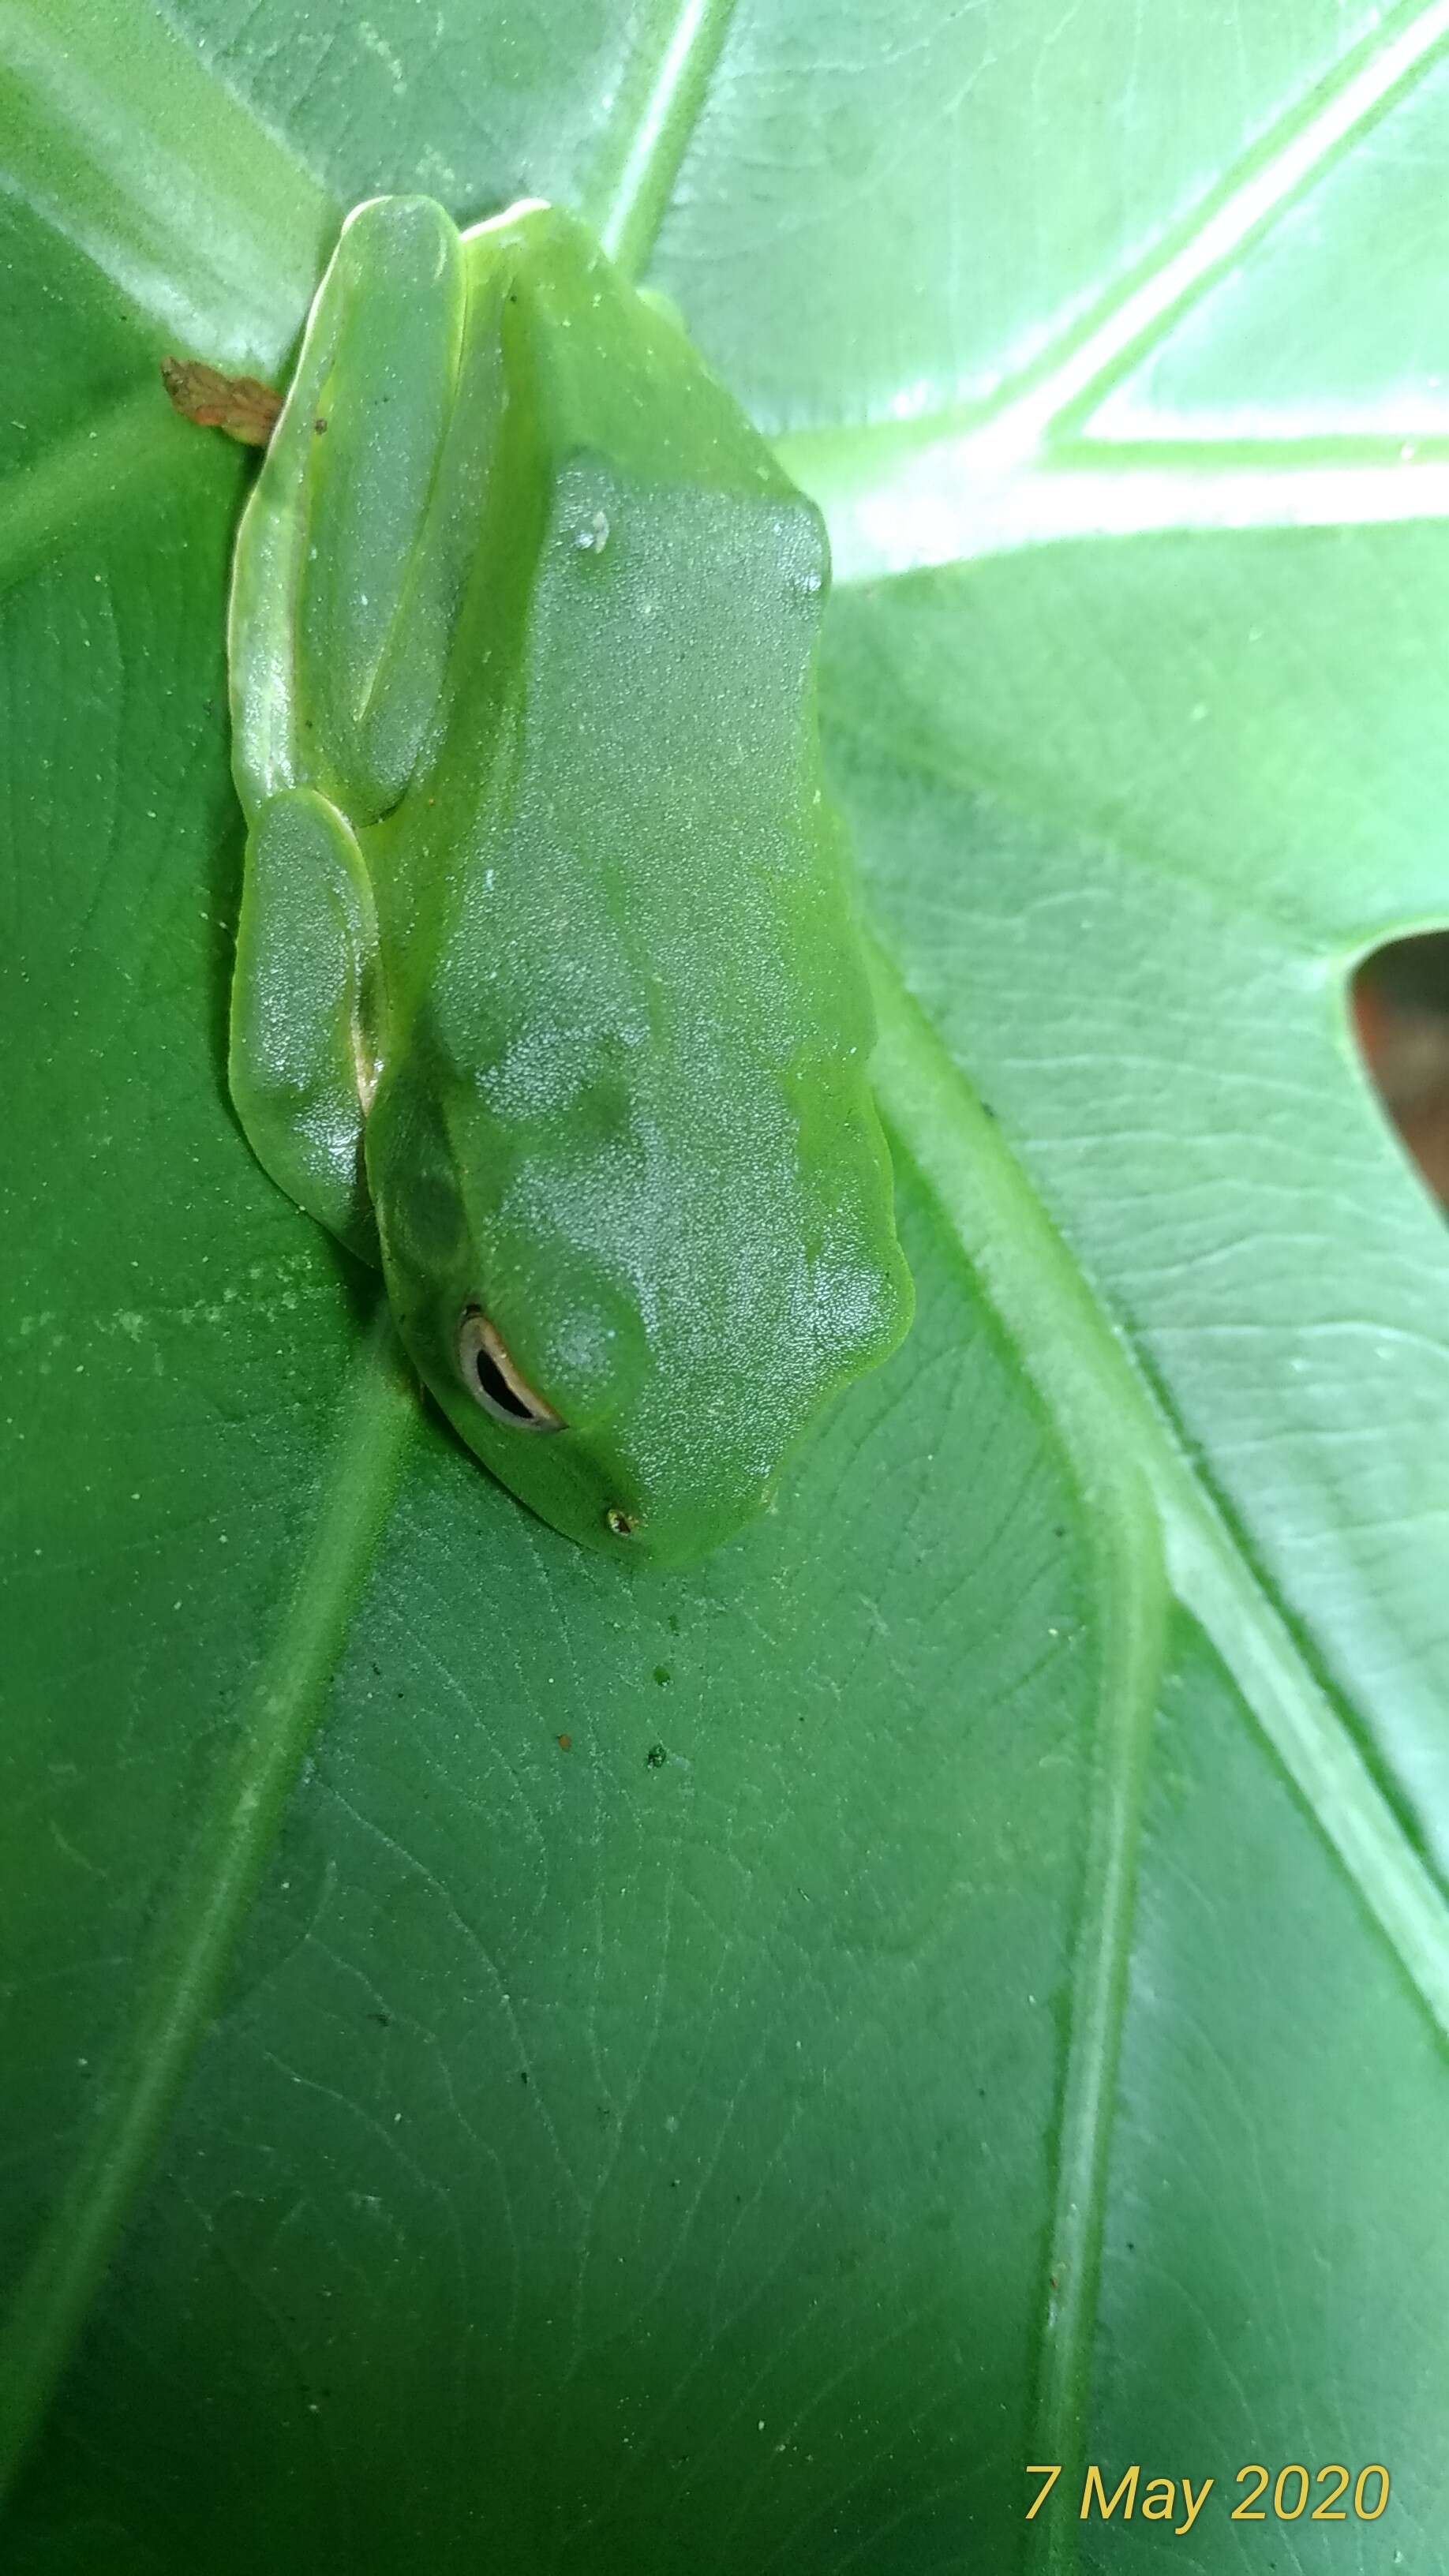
[1354,933,1449,1209]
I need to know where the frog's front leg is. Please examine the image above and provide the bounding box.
[230,785,385,1263]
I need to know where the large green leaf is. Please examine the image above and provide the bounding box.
[4,1,1448,2564]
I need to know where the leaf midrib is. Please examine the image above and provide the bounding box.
[0,1309,416,2493]
[582,0,742,280]
[870,953,1449,2041]
[14,0,1449,579]
[0,0,335,370]
[779,0,1449,575]
[871,950,1449,2567]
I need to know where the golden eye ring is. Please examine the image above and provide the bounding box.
[456,1308,563,1432]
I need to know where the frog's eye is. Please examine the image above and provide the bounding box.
[457,1308,564,1432]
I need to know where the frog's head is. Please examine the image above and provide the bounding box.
[365,1039,912,1568]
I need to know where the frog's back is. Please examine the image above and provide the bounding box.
[406,209,910,1547]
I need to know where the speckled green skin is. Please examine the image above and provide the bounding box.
[228,195,912,1563]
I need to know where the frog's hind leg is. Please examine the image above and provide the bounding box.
[230,193,471,826]
[230,786,384,1263]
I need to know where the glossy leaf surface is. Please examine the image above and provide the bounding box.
[4,2,1449,2566]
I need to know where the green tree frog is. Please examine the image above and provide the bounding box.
[227,193,913,1563]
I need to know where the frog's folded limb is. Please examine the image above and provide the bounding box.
[229,788,384,1262]
[229,193,472,825]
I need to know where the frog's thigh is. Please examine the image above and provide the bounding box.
[229,786,383,1261]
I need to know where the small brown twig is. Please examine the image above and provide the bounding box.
[160,358,283,447]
